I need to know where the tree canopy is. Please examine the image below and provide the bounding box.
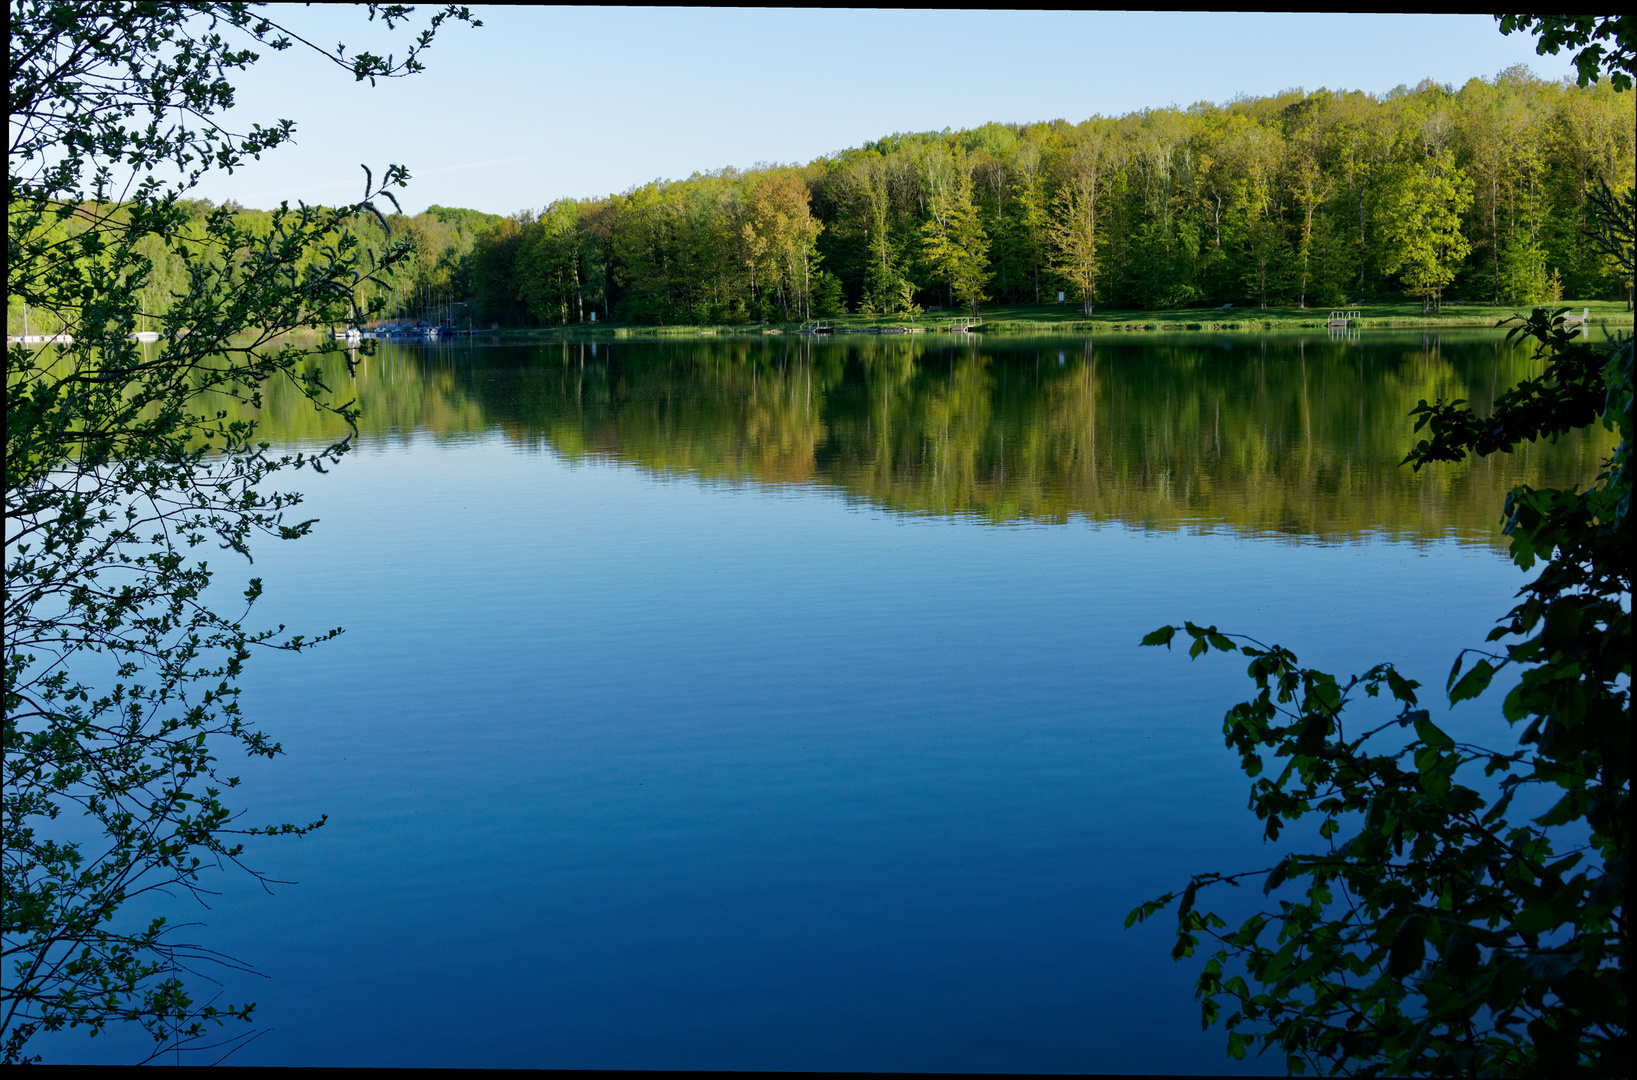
[239,69,1628,329]
[19,52,1629,336]
[4,2,476,1062]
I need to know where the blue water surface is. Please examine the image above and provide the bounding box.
[43,339,1560,1072]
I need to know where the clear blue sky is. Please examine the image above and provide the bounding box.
[195,8,1578,216]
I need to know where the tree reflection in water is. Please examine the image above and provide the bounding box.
[251,332,1610,544]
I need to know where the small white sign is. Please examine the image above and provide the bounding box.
[1058,291,1065,304]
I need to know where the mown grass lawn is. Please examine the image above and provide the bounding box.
[498,298,1633,340]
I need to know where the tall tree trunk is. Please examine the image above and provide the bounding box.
[1358,189,1367,292]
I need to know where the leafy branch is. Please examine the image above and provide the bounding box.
[4,3,477,1063]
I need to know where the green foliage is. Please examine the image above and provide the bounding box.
[1497,16,1636,93]
[437,70,1630,327]
[920,154,992,316]
[1045,130,1116,316]
[742,173,826,322]
[812,270,847,317]
[1381,150,1474,314]
[4,2,475,1063]
[1131,231,1631,1074]
[1499,230,1551,306]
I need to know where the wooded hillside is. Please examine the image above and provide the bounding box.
[12,68,1629,335]
[475,69,1630,324]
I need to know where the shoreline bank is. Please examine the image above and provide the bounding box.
[480,300,1633,342]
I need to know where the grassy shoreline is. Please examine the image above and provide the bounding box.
[492,299,1634,342]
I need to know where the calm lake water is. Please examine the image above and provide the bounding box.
[51,332,1608,1070]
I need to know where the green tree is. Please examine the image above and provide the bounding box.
[1045,128,1116,315]
[1005,136,1049,304]
[812,269,846,317]
[1382,148,1475,314]
[1232,120,1289,311]
[1129,19,1631,1075]
[1500,227,1552,305]
[517,200,590,325]
[921,152,992,316]
[847,155,903,317]
[4,2,475,1063]
[743,172,824,321]
[1286,95,1338,309]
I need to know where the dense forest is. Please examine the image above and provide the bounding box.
[456,68,1633,325]
[10,67,1632,336]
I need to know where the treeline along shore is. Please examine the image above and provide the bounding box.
[10,67,1633,339]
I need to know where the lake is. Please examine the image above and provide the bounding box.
[49,331,1608,1070]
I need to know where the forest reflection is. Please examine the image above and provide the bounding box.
[258,333,1612,544]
